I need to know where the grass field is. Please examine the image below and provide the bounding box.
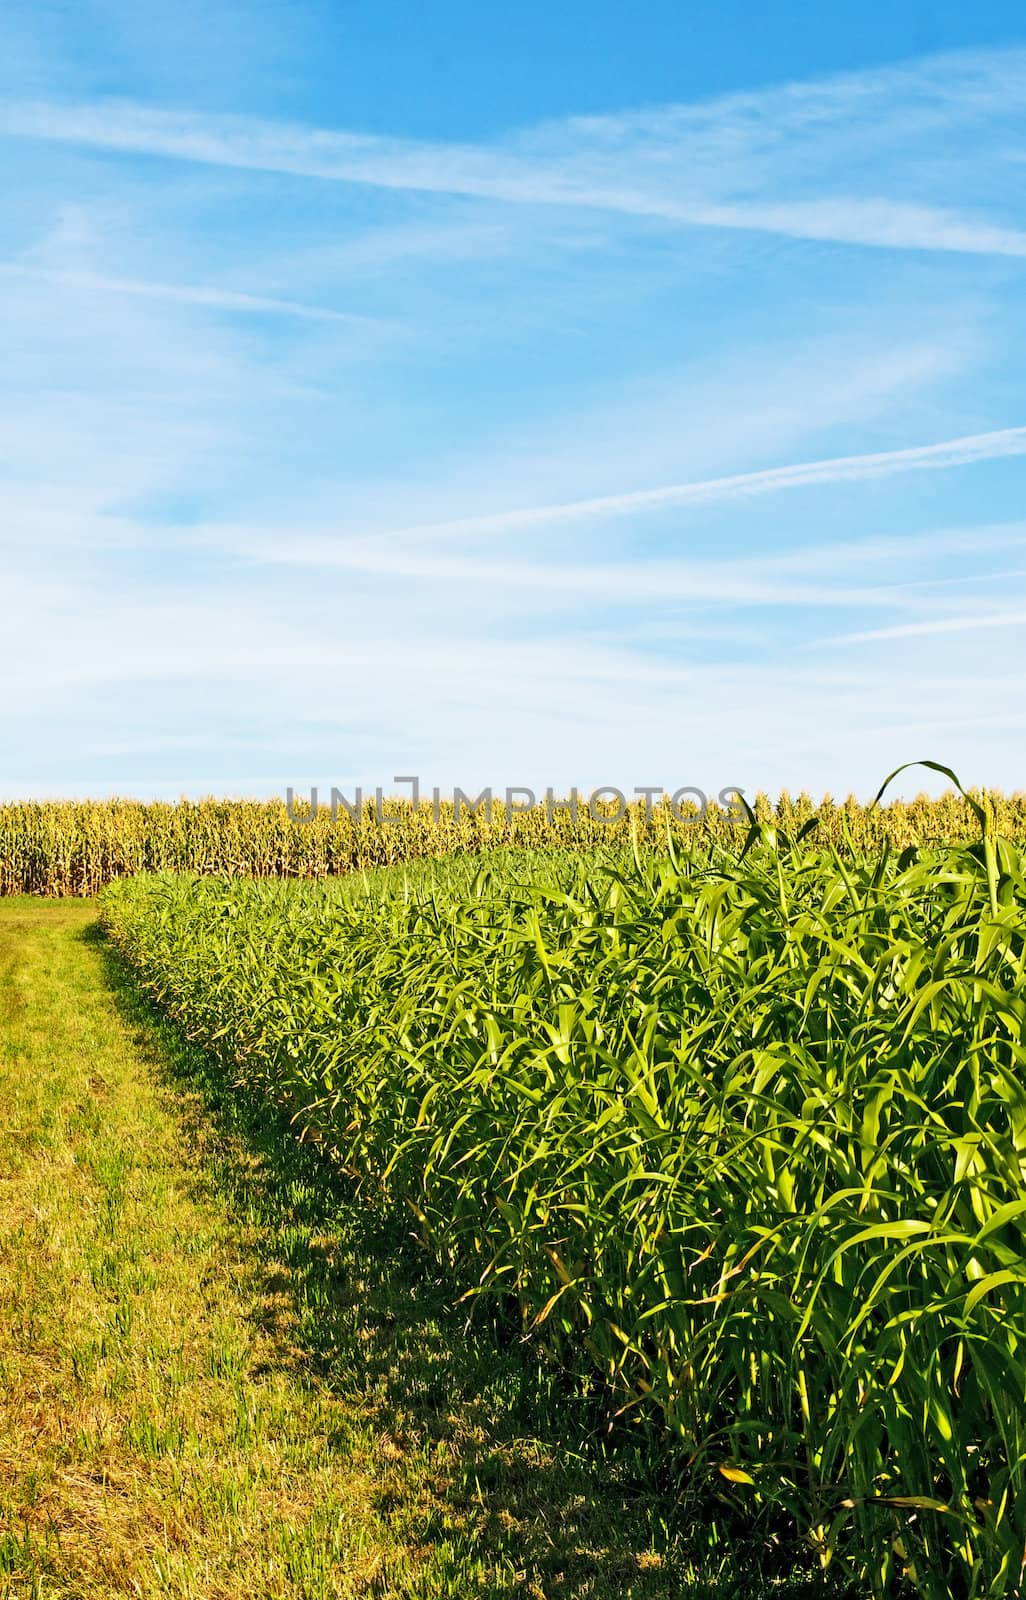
[0,896,821,1600]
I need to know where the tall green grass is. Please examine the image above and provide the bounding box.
[101,798,1026,1597]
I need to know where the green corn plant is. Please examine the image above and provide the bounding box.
[99,783,1026,1598]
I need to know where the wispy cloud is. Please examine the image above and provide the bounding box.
[5,556,1026,799]
[2,27,1025,800]
[236,426,1026,554]
[823,610,1026,645]
[202,541,1026,615]
[670,198,1026,257]
[3,45,1025,256]
[0,262,378,323]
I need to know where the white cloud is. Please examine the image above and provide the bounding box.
[3,45,1024,255]
[2,37,1025,800]
[225,425,1026,555]
[0,262,381,323]
[822,610,1026,645]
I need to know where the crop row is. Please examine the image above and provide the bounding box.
[100,819,1026,1599]
[5,785,1026,894]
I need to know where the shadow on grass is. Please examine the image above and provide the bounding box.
[84,920,847,1600]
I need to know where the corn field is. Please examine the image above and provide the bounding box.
[5,787,1026,895]
[101,795,1026,1600]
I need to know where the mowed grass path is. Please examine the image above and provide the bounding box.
[0,900,759,1600]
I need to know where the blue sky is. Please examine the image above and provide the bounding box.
[2,1,1025,801]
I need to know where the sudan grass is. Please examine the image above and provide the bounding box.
[102,786,1026,1599]
[0,899,801,1599]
